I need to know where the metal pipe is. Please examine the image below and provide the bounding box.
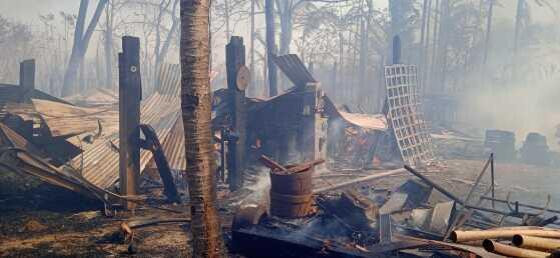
[403,165,464,205]
[481,196,560,214]
[490,153,495,208]
[452,229,560,243]
[464,154,491,205]
[404,165,530,218]
[483,239,550,258]
[513,235,560,251]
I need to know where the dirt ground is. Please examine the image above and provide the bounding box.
[1,157,559,257]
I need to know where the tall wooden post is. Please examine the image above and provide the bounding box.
[19,59,35,95]
[226,36,247,191]
[118,36,142,209]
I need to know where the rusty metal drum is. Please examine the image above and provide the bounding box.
[269,167,313,218]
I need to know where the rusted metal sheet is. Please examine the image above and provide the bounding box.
[322,96,387,132]
[384,64,434,166]
[64,88,118,107]
[0,84,70,121]
[272,54,316,87]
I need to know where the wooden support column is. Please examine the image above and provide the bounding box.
[118,36,142,209]
[226,36,247,191]
[19,59,35,101]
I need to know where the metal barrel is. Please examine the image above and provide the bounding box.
[269,167,313,218]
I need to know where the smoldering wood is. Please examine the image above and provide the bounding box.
[118,36,142,210]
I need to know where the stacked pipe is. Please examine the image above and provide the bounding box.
[451,227,560,257]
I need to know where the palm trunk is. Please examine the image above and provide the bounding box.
[180,0,224,257]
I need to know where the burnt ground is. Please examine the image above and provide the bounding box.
[1,158,559,257]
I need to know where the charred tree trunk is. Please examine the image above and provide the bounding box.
[180,0,225,257]
[265,0,278,96]
[226,37,247,191]
[61,0,108,97]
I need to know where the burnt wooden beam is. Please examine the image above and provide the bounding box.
[226,36,248,191]
[118,36,142,209]
[139,124,180,203]
[19,59,35,102]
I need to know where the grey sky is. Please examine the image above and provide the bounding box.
[0,0,79,22]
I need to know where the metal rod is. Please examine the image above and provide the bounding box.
[403,165,531,218]
[491,153,495,208]
[404,165,465,205]
[464,154,492,205]
[480,196,560,215]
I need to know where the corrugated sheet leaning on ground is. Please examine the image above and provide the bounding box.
[49,63,184,190]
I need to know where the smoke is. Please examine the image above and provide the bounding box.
[458,45,560,150]
[237,167,271,207]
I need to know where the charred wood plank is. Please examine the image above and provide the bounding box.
[118,36,142,209]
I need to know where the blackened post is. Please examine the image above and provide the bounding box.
[226,36,247,191]
[19,59,35,94]
[392,35,401,65]
[118,36,142,209]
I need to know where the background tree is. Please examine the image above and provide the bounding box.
[61,0,108,97]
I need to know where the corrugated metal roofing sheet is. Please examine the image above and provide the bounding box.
[272,54,316,87]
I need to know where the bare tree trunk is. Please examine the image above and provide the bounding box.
[358,17,367,92]
[423,0,432,91]
[249,0,256,96]
[180,0,224,257]
[104,1,114,89]
[265,0,278,96]
[438,0,450,92]
[513,0,525,79]
[155,0,180,88]
[62,0,108,96]
[482,0,494,66]
[429,0,440,93]
[225,0,231,40]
